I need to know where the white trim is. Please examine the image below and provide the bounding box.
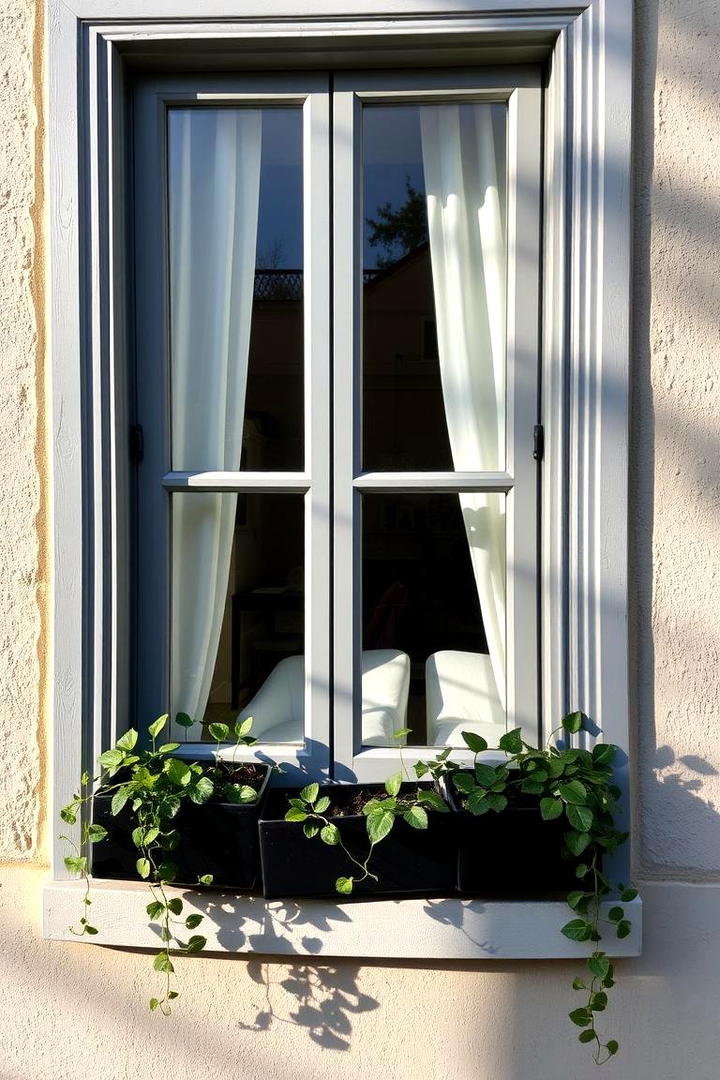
[44,880,642,960]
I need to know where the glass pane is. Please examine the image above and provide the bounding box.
[362,102,507,472]
[168,107,304,473]
[171,493,304,743]
[360,492,506,747]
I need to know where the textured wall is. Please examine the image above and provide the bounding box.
[1,0,720,1076]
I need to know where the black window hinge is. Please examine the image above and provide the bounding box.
[129,424,144,464]
[533,424,544,462]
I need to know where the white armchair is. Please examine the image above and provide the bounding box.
[425,650,505,747]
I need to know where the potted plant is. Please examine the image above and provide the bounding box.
[417,712,637,1066]
[60,712,270,1013]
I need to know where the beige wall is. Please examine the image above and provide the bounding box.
[2,0,720,1076]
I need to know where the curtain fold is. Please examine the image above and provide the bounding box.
[420,104,507,710]
[169,109,262,722]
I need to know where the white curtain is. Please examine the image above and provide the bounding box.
[169,109,262,721]
[421,104,507,710]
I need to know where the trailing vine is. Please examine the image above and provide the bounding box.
[59,712,259,1013]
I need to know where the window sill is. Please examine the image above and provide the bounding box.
[43,880,642,959]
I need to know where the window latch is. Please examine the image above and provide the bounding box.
[130,424,144,464]
[533,424,544,462]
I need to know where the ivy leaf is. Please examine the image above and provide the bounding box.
[333,876,352,895]
[562,711,584,734]
[453,772,475,793]
[146,901,164,920]
[175,712,194,728]
[590,991,608,1012]
[136,857,151,879]
[540,797,563,821]
[578,1030,596,1044]
[149,998,159,1011]
[223,784,256,805]
[99,749,124,772]
[158,742,181,755]
[498,728,524,754]
[157,861,178,882]
[116,728,138,752]
[414,761,430,778]
[300,783,319,805]
[235,716,254,739]
[572,977,587,991]
[185,914,203,929]
[566,890,590,912]
[620,886,638,902]
[366,808,395,844]
[474,763,499,788]
[208,722,230,743]
[303,823,319,838]
[592,743,616,766]
[566,831,592,856]
[606,1040,619,1056]
[393,727,411,739]
[166,897,183,916]
[561,918,592,942]
[189,776,214,804]
[558,780,588,805]
[403,805,428,830]
[185,935,206,954]
[575,862,590,878]
[617,920,632,939]
[87,823,107,843]
[466,789,491,815]
[587,953,610,979]
[165,758,192,787]
[148,715,168,740]
[153,952,174,973]
[64,855,87,875]
[461,731,488,754]
[314,796,331,814]
[320,823,340,845]
[566,804,594,831]
[568,1007,592,1027]
[198,874,213,886]
[285,808,308,822]
[608,906,624,922]
[384,772,402,798]
[520,780,544,796]
[416,789,448,812]
[485,793,508,813]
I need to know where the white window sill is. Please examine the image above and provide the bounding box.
[43,880,642,959]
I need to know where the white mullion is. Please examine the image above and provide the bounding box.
[162,471,311,492]
[354,472,514,492]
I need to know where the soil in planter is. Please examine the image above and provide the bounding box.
[259,782,458,900]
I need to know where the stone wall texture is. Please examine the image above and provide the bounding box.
[2,0,720,1076]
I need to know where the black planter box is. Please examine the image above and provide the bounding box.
[444,774,579,898]
[91,764,272,891]
[259,783,457,900]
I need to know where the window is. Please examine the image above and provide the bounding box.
[47,4,635,954]
[131,69,541,781]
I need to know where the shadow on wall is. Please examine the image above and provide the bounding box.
[238,961,379,1049]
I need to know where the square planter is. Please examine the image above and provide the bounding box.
[444,774,579,898]
[91,763,272,890]
[259,782,457,900]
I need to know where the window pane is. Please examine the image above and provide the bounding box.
[168,107,304,473]
[360,492,505,747]
[362,103,507,472]
[171,493,305,743]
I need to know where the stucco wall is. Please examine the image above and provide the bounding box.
[2,0,720,1076]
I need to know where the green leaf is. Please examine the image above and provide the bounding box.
[198,874,213,886]
[567,890,589,912]
[540,797,563,821]
[165,759,192,787]
[366,808,395,844]
[235,716,254,739]
[300,782,319,805]
[158,742,181,754]
[320,823,340,846]
[590,991,608,1012]
[403,805,428,830]
[393,727,412,739]
[148,714,168,740]
[99,749,124,771]
[149,998,159,1012]
[84,925,99,935]
[606,1040,619,1056]
[558,780,588,805]
[461,731,488,754]
[587,953,610,979]
[185,914,203,929]
[566,804,594,831]
[561,918,592,942]
[568,1007,592,1027]
[303,823,319,838]
[453,771,475,793]
[146,901,164,920]
[620,886,638,902]
[223,783,256,805]
[116,728,138,752]
[189,776,214,804]
[314,796,331,814]
[474,763,499,788]
[132,826,145,848]
[520,780,544,796]
[158,861,178,882]
[167,898,183,915]
[64,855,87,875]
[414,761,429,778]
[362,799,382,816]
[578,1030,596,1044]
[285,808,308,822]
[136,857,151,879]
[87,823,107,843]
[562,711,584,734]
[385,772,402,798]
[175,712,194,728]
[498,728,524,754]
[185,935,206,954]
[485,793,508,812]
[416,789,448,812]
[111,787,130,816]
[466,789,491,815]
[608,906,623,923]
[547,757,565,778]
[60,805,78,825]
[617,920,631,939]
[572,977,587,991]
[335,877,353,895]
[566,831,592,856]
[592,743,616,766]
[575,862,590,878]
[153,952,174,973]
[208,722,230,743]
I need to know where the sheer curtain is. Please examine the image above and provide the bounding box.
[420,103,507,710]
[169,109,262,722]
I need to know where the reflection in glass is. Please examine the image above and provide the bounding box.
[168,107,304,474]
[171,493,304,743]
[361,493,505,747]
[362,102,507,472]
